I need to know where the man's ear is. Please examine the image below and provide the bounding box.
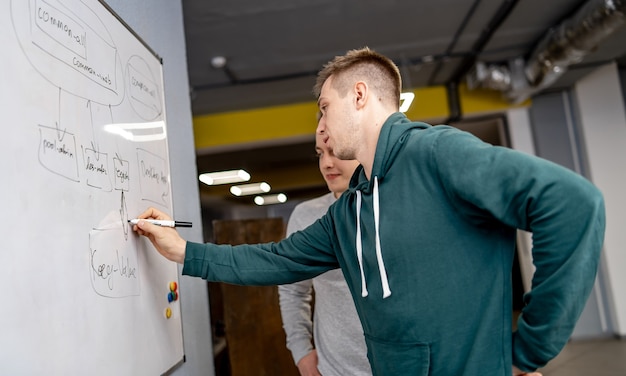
[354,81,367,109]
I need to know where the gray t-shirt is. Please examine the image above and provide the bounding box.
[278,193,372,376]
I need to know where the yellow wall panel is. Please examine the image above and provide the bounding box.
[403,86,450,121]
[194,102,319,149]
[194,85,529,150]
[459,83,530,115]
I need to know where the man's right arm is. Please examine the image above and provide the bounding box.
[278,279,315,368]
[279,202,320,370]
[278,201,326,376]
[132,207,186,263]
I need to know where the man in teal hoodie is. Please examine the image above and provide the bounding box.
[133,47,605,375]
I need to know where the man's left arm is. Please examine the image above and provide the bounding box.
[434,129,606,370]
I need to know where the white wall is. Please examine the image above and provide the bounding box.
[506,108,537,293]
[104,1,214,374]
[574,62,626,336]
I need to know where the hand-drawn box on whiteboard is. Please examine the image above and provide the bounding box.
[137,148,170,206]
[128,59,162,120]
[38,124,80,182]
[89,228,140,298]
[30,0,119,95]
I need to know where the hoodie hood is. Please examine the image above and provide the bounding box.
[348,112,431,299]
[348,112,431,193]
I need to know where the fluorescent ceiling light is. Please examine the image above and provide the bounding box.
[199,169,250,186]
[399,92,415,112]
[103,121,166,142]
[254,193,287,206]
[230,182,271,196]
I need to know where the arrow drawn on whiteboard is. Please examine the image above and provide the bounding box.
[87,100,101,155]
[90,141,100,160]
[119,191,129,240]
[53,121,70,142]
[54,88,70,142]
[109,105,124,155]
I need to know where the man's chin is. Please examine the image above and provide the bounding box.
[334,148,354,160]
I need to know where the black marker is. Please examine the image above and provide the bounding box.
[128,219,192,228]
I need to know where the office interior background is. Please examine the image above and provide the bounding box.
[105,0,626,374]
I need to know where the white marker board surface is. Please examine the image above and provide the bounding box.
[1,0,184,374]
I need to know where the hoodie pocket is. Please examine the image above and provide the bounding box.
[365,335,430,376]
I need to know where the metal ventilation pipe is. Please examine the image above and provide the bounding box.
[525,0,626,86]
[467,0,626,103]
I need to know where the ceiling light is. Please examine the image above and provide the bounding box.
[399,92,414,112]
[254,193,287,206]
[199,169,250,186]
[230,182,271,196]
[103,121,166,142]
[211,56,227,69]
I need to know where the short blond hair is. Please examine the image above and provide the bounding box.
[313,47,401,108]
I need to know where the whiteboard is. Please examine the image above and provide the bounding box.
[1,0,184,374]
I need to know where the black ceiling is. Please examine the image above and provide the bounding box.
[182,0,626,207]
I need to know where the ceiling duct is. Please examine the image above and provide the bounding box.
[467,0,626,103]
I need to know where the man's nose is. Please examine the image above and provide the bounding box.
[316,119,326,135]
[320,154,333,168]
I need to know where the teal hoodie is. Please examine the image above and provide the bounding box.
[184,113,605,375]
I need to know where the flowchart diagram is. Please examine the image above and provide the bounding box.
[11,0,172,298]
[4,1,185,374]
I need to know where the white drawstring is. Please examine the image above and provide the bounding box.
[373,177,392,298]
[355,177,392,299]
[355,191,368,297]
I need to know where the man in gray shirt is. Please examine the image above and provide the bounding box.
[278,130,371,376]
